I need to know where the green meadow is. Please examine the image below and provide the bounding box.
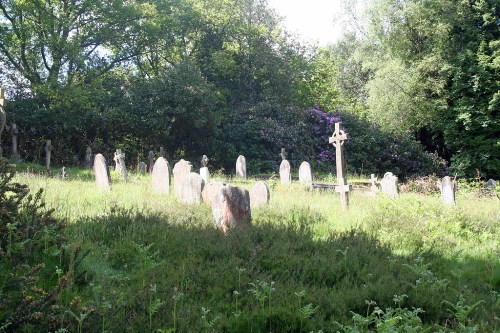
[2,163,499,332]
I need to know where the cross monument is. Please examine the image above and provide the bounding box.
[329,122,351,209]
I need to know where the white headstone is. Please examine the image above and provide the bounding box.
[94,154,111,191]
[279,160,291,185]
[249,181,270,208]
[200,167,210,183]
[440,176,455,205]
[152,157,170,194]
[298,161,312,185]
[179,172,204,204]
[380,172,399,198]
[173,159,192,198]
[236,155,246,179]
[113,149,128,180]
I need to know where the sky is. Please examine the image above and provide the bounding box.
[268,0,346,46]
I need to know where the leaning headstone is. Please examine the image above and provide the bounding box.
[94,154,111,191]
[200,155,210,183]
[440,176,455,205]
[173,159,192,198]
[45,140,53,170]
[212,185,251,234]
[201,180,225,206]
[298,161,312,185]
[380,172,399,198]
[179,172,204,204]
[236,155,246,179]
[279,160,291,185]
[85,146,93,169]
[10,123,21,162]
[249,181,270,208]
[147,151,155,173]
[152,157,170,194]
[0,88,6,158]
[113,149,128,180]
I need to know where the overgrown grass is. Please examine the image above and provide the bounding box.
[10,167,500,332]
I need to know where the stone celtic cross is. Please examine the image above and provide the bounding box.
[329,122,351,209]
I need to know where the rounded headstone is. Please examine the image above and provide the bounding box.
[298,161,312,183]
[200,167,210,183]
[173,159,192,198]
[179,172,204,204]
[279,160,291,185]
[212,185,251,233]
[236,155,246,179]
[202,180,226,206]
[249,181,270,208]
[94,154,111,191]
[152,157,170,194]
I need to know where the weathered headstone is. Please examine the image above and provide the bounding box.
[279,160,291,185]
[85,146,93,169]
[200,155,210,183]
[202,180,225,206]
[212,185,251,234]
[440,176,455,205]
[485,179,497,190]
[179,172,204,204]
[113,149,128,180]
[173,159,192,198]
[61,166,66,181]
[94,154,111,191]
[159,146,165,157]
[10,123,20,162]
[329,122,351,209]
[45,140,53,170]
[0,88,5,158]
[236,155,246,179]
[147,151,154,173]
[152,157,170,194]
[138,161,147,173]
[249,181,270,208]
[298,161,312,186]
[380,172,399,198]
[369,174,378,195]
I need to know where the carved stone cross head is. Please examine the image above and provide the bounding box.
[328,122,348,148]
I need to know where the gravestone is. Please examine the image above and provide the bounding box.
[159,146,165,157]
[212,185,251,234]
[236,155,246,179]
[138,161,147,173]
[0,88,5,158]
[45,140,53,170]
[113,149,128,180]
[179,172,204,204]
[147,151,154,173]
[440,176,455,205]
[61,166,66,181]
[152,157,170,194]
[279,160,291,185]
[173,159,192,198]
[200,155,210,183]
[380,172,399,198]
[85,146,93,169]
[202,180,225,206]
[485,179,497,190]
[94,154,111,191]
[298,161,312,186]
[10,123,20,162]
[329,122,351,209]
[249,181,270,208]
[369,174,378,195]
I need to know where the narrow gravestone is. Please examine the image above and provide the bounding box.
[440,176,455,205]
[179,172,204,204]
[202,180,226,206]
[200,155,210,183]
[298,161,312,186]
[369,174,378,195]
[329,122,351,209]
[113,149,128,180]
[236,155,246,179]
[279,160,291,185]
[85,146,93,169]
[173,159,192,199]
[0,88,6,158]
[138,161,147,173]
[249,181,270,208]
[45,140,53,170]
[61,166,66,181]
[152,157,170,194]
[212,185,251,234]
[380,172,399,198]
[147,151,154,173]
[94,154,111,191]
[10,123,20,162]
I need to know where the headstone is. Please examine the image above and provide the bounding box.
[147,151,154,173]
[159,146,165,157]
[179,172,204,204]
[298,161,312,185]
[173,159,192,198]
[201,180,225,206]
[0,88,5,158]
[138,161,147,173]
[249,181,270,208]
[10,123,21,162]
[45,140,53,170]
[279,159,291,185]
[380,172,399,198]
[212,185,251,234]
[440,176,455,205]
[200,155,210,183]
[485,179,497,190]
[236,155,246,179]
[369,174,378,195]
[152,157,170,194]
[329,122,351,209]
[61,166,66,181]
[85,146,93,169]
[113,149,128,180]
[94,154,111,191]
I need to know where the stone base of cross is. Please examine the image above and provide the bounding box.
[335,178,352,209]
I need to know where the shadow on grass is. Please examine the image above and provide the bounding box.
[64,209,498,333]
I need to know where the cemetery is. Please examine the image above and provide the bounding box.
[0,0,499,332]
